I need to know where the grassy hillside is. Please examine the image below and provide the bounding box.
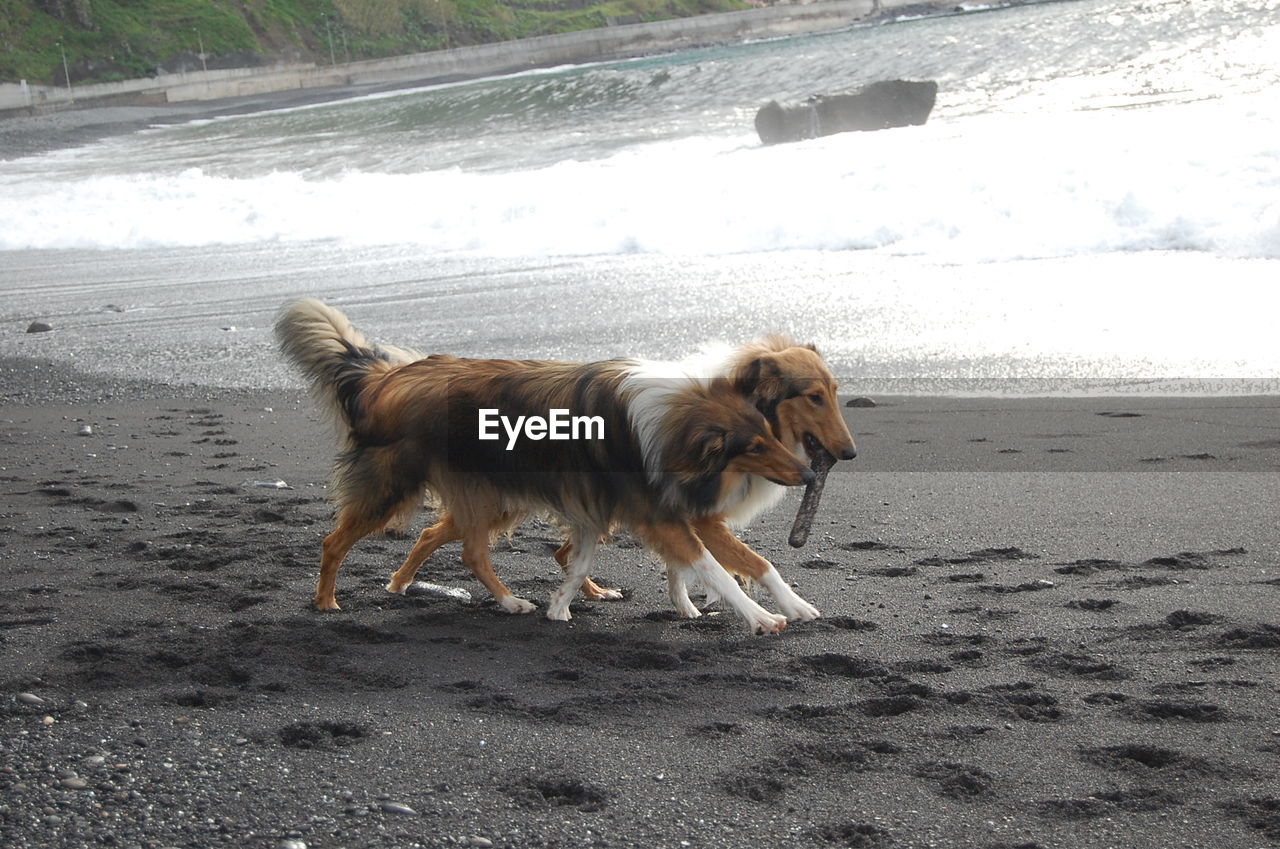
[0,0,748,85]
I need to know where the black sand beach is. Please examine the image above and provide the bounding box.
[3,360,1279,848]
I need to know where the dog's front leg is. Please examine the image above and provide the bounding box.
[689,551,787,635]
[640,522,786,635]
[695,518,820,621]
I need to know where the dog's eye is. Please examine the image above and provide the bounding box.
[808,393,824,406]
[749,442,766,454]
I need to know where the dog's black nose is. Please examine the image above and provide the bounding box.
[841,446,857,460]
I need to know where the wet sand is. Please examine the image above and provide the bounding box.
[2,359,1279,848]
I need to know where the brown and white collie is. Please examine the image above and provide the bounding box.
[275,299,813,633]
[555,337,858,621]
[366,323,858,622]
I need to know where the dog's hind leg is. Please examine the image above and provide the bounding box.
[385,514,460,594]
[317,513,386,611]
[694,517,820,621]
[553,541,622,601]
[460,524,536,614]
[639,522,787,635]
[547,531,601,622]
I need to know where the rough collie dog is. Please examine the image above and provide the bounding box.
[374,329,857,622]
[602,338,858,621]
[275,299,812,633]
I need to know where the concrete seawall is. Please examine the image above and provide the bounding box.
[1,0,966,116]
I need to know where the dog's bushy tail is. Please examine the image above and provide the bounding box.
[274,299,421,430]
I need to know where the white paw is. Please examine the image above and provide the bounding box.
[749,612,788,635]
[385,581,407,595]
[674,598,703,619]
[500,595,537,614]
[545,605,572,622]
[780,597,821,622]
[761,566,819,621]
[594,588,624,601]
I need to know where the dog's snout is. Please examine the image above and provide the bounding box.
[841,445,857,461]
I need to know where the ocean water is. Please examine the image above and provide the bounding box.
[2,0,1278,392]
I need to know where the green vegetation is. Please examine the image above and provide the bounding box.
[0,0,748,85]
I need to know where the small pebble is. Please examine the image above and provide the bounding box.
[468,838,494,849]
[26,321,53,333]
[78,425,93,436]
[378,801,417,816]
[16,692,45,706]
[406,581,472,602]
[845,396,877,408]
[60,777,89,790]
[279,841,307,849]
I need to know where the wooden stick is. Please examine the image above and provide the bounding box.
[789,447,836,548]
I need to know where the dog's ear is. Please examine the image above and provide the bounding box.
[699,427,727,461]
[738,357,763,396]
[739,355,782,399]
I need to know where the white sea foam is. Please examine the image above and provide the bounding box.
[3,91,1276,260]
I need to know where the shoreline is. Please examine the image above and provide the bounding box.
[6,352,1280,407]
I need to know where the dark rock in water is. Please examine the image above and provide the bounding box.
[755,80,938,145]
[26,321,53,333]
[846,397,877,408]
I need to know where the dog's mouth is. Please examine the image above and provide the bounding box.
[803,432,834,464]
[765,468,814,487]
